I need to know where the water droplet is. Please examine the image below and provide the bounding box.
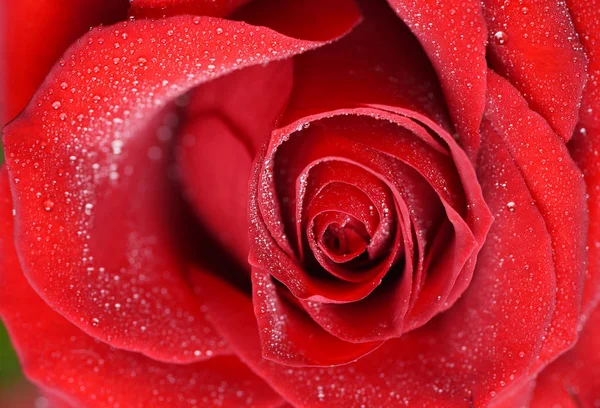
[52,101,62,110]
[494,31,507,45]
[506,201,516,212]
[60,82,68,90]
[84,203,94,215]
[216,27,223,34]
[91,318,100,327]
[43,199,55,212]
[111,139,124,155]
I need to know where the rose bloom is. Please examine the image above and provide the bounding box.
[1,0,599,406]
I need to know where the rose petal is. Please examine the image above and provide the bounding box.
[483,0,587,142]
[282,0,450,130]
[566,0,600,320]
[129,0,252,18]
[485,70,588,369]
[385,0,487,157]
[249,269,381,367]
[176,61,293,267]
[233,0,362,42]
[1,0,128,123]
[489,380,536,408]
[529,304,600,407]
[0,169,283,408]
[2,13,360,363]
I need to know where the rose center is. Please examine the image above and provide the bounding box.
[320,220,370,261]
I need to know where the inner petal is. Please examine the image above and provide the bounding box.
[320,218,370,261]
[302,170,400,285]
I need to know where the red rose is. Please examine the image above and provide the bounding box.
[1,0,599,406]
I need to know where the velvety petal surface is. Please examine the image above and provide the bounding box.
[489,380,536,408]
[566,0,600,320]
[485,71,588,369]
[176,61,293,267]
[527,1,600,405]
[0,169,283,408]
[129,0,252,18]
[2,0,129,124]
[529,305,600,407]
[482,0,587,142]
[2,11,360,363]
[385,0,488,157]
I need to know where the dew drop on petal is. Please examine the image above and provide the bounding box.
[42,199,55,212]
[84,203,94,215]
[111,140,124,155]
[494,31,507,45]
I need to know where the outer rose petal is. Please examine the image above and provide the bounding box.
[129,0,252,18]
[2,12,360,363]
[529,305,600,407]
[1,0,129,124]
[528,1,600,405]
[130,0,362,44]
[176,61,293,267]
[385,0,487,158]
[566,0,600,320]
[0,169,283,408]
[482,0,587,143]
[485,71,588,370]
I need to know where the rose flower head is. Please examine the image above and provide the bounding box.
[1,0,599,407]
